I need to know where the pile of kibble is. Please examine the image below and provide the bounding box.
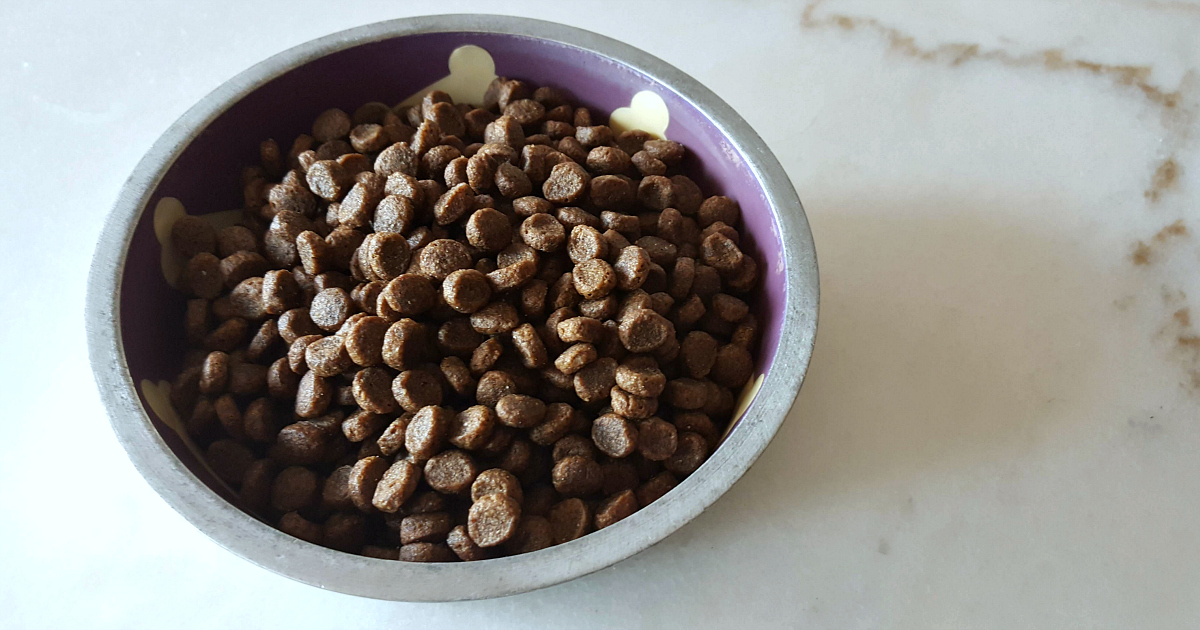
[167,77,759,562]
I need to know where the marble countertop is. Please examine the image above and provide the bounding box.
[2,0,1198,627]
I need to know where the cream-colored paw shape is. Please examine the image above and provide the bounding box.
[139,378,236,494]
[609,90,670,139]
[154,197,241,288]
[398,45,497,108]
[720,373,765,444]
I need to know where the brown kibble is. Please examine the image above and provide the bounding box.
[679,330,719,378]
[664,431,708,476]
[206,439,254,486]
[636,236,678,267]
[618,309,673,353]
[476,370,517,407]
[554,342,597,375]
[631,150,666,176]
[495,161,533,198]
[418,239,472,280]
[710,343,754,389]
[433,182,474,225]
[494,394,546,429]
[572,259,616,300]
[637,418,678,461]
[443,269,492,313]
[610,386,658,419]
[642,139,684,165]
[579,295,618,320]
[392,369,444,413]
[636,471,678,506]
[271,465,319,513]
[542,161,590,204]
[199,351,230,394]
[465,207,512,252]
[595,490,639,529]
[548,498,590,544]
[294,370,332,418]
[470,337,503,374]
[309,287,353,331]
[487,258,538,293]
[424,449,479,495]
[573,356,617,402]
[278,307,321,343]
[551,455,603,496]
[614,356,666,397]
[483,115,525,148]
[279,512,323,545]
[521,213,566,252]
[346,455,389,512]
[447,525,487,561]
[698,195,741,228]
[184,253,223,299]
[372,458,421,512]
[725,255,759,293]
[470,302,520,335]
[347,367,394,414]
[440,356,475,396]
[382,274,437,316]
[637,175,673,210]
[700,232,744,273]
[666,377,708,410]
[529,402,576,445]
[468,494,522,547]
[449,405,496,451]
[592,413,638,458]
[589,175,635,210]
[381,318,425,371]
[557,316,605,344]
[613,246,651,290]
[505,516,554,554]
[362,232,412,281]
[567,225,607,264]
[267,358,300,399]
[313,108,351,142]
[511,323,549,368]
[552,435,596,462]
[376,414,412,457]
[471,468,524,505]
[341,408,386,443]
[405,405,452,460]
[712,293,749,322]
[172,215,216,259]
[343,315,389,366]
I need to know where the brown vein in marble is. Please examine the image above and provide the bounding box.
[1131,219,1188,264]
[800,1,1191,202]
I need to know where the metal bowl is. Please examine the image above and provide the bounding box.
[85,14,818,601]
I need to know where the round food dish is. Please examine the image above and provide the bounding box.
[86,14,819,601]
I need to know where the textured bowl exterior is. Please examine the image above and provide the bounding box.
[86,14,818,601]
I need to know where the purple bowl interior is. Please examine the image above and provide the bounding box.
[120,31,787,509]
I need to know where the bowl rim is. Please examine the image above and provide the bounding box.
[85,13,819,601]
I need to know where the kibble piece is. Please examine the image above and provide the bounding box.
[470,302,519,335]
[391,369,442,413]
[542,161,590,204]
[470,337,503,375]
[526,403,574,446]
[666,377,709,410]
[548,498,590,544]
[572,259,617,300]
[206,439,254,486]
[309,288,353,331]
[346,367,393,414]
[372,458,421,512]
[294,370,332,418]
[464,207,511,252]
[520,213,566,252]
[418,239,472,280]
[504,515,554,554]
[495,162,533,198]
[399,542,455,562]
[567,225,607,265]
[442,269,492,313]
[670,176,704,215]
[312,108,351,142]
[614,356,667,397]
[404,405,452,460]
[637,175,674,211]
[279,512,323,545]
[495,394,546,428]
[375,414,411,457]
[554,342,597,375]
[573,356,617,403]
[440,356,475,396]
[556,316,605,344]
[592,413,639,458]
[184,253,223,299]
[172,215,217,259]
[345,455,389,513]
[424,450,479,495]
[340,408,385,443]
[342,315,388,367]
[708,343,754,389]
[303,335,351,377]
[634,471,677,507]
[618,309,673,353]
[595,490,639,530]
[552,435,596,462]
[199,351,230,394]
[362,232,411,282]
[712,293,750,323]
[483,115,525,148]
[448,405,496,451]
[637,418,679,461]
[382,274,437,316]
[468,494,522,548]
[610,386,658,419]
[551,455,603,496]
[447,525,487,561]
[700,232,744,274]
[220,251,269,290]
[511,323,549,368]
[271,465,319,513]
[664,431,709,476]
[613,246,651,291]
[642,139,684,165]
[476,370,517,407]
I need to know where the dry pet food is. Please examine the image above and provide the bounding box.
[167,77,760,562]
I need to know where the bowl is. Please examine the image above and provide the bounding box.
[85,14,819,601]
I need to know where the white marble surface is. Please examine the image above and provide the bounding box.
[2,0,1199,627]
